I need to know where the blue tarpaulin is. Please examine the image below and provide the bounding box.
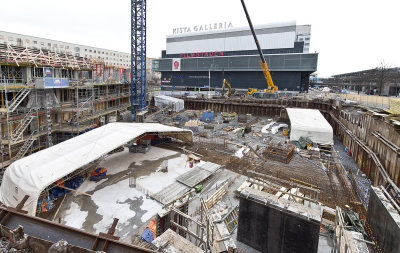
[141,228,154,243]
[49,176,84,198]
[202,111,214,122]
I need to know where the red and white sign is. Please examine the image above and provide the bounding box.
[179,51,224,58]
[172,58,181,71]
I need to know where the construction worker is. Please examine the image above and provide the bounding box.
[242,126,245,138]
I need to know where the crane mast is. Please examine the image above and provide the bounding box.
[131,0,147,120]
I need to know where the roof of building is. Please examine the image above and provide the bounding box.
[0,123,193,216]
[0,30,130,55]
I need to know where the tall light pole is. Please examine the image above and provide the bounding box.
[208,68,211,97]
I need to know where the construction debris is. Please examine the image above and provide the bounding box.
[184,119,204,127]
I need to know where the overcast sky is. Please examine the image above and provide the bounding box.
[0,0,399,77]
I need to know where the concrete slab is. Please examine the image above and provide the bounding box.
[197,162,221,173]
[175,162,220,188]
[176,168,212,188]
[153,182,190,205]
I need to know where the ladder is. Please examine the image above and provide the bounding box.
[223,205,239,234]
[10,109,36,143]
[14,130,37,161]
[45,91,53,147]
[8,87,31,113]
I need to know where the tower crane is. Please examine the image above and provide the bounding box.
[131,0,147,120]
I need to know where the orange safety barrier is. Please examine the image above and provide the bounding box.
[91,167,107,177]
[147,217,157,239]
[56,179,65,187]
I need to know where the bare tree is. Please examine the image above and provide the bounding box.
[376,60,391,96]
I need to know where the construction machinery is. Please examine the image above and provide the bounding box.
[222,78,237,97]
[240,0,278,95]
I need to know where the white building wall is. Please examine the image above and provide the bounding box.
[167,32,296,55]
[0,31,131,68]
[296,25,311,53]
[166,21,312,55]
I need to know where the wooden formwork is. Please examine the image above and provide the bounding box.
[263,144,295,164]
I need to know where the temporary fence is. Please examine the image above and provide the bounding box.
[337,93,400,110]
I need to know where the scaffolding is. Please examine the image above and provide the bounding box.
[0,43,91,70]
[0,44,131,172]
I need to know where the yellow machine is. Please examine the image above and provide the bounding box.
[222,79,237,97]
[247,88,260,94]
[241,0,278,95]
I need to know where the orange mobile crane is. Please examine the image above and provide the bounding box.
[240,0,278,95]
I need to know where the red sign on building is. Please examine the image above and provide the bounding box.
[179,51,224,58]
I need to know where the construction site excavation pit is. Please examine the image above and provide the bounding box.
[56,146,191,243]
[2,95,400,252]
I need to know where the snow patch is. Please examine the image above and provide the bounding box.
[261,122,276,134]
[235,147,249,158]
[63,202,88,229]
[136,154,192,196]
[91,178,162,234]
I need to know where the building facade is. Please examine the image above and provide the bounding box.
[324,68,400,96]
[0,31,136,168]
[153,21,318,91]
[0,31,131,68]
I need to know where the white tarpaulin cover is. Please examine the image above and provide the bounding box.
[154,95,184,112]
[286,108,333,145]
[0,123,192,216]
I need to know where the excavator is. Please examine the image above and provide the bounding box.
[240,0,278,95]
[221,78,237,97]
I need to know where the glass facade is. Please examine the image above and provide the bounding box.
[153,53,318,72]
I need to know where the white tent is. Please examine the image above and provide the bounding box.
[0,123,192,216]
[154,95,184,112]
[286,108,333,145]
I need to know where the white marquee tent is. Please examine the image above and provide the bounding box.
[154,95,184,112]
[0,123,192,216]
[286,108,333,145]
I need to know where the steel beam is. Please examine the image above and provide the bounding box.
[0,206,155,253]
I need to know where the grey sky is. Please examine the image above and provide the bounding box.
[0,0,399,77]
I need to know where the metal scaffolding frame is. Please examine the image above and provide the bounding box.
[0,43,91,70]
[131,0,147,120]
